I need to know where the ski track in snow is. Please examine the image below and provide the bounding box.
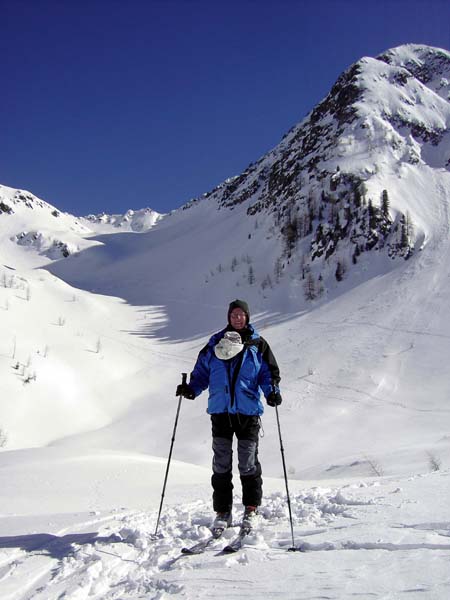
[1,475,450,600]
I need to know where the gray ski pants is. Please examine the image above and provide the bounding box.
[210,413,262,512]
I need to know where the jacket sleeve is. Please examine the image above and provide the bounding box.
[257,337,281,398]
[189,344,211,397]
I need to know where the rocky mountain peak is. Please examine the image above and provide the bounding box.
[180,44,450,300]
[377,44,450,101]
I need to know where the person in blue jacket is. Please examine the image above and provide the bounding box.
[176,299,282,529]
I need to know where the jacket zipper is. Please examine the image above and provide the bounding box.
[226,361,233,408]
[229,349,246,411]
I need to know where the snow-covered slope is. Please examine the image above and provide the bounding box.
[0,184,162,268]
[0,185,96,268]
[1,43,450,600]
[0,183,165,450]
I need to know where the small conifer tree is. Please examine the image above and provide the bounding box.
[304,272,317,301]
[381,189,390,219]
[335,260,346,282]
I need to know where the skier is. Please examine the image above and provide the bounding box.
[176,299,282,531]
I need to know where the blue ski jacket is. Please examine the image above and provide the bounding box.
[189,325,280,416]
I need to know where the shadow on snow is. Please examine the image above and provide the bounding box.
[45,230,306,342]
[0,531,122,560]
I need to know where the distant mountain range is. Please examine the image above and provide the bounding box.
[0,185,162,263]
[2,44,448,294]
[84,208,162,233]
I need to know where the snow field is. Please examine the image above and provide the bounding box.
[1,466,449,600]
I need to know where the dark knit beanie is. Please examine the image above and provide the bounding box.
[228,299,250,324]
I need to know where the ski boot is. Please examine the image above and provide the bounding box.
[211,511,232,537]
[241,505,258,532]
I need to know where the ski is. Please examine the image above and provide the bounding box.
[181,527,225,555]
[221,525,252,553]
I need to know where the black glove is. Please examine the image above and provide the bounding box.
[267,391,282,407]
[176,383,195,400]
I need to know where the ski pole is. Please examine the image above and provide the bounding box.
[154,372,186,536]
[275,403,298,551]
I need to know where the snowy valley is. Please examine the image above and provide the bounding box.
[1,44,450,599]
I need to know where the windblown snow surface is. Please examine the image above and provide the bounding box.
[1,44,450,599]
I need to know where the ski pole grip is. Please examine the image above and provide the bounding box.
[181,372,187,385]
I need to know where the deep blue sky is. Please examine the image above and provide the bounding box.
[2,0,449,216]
